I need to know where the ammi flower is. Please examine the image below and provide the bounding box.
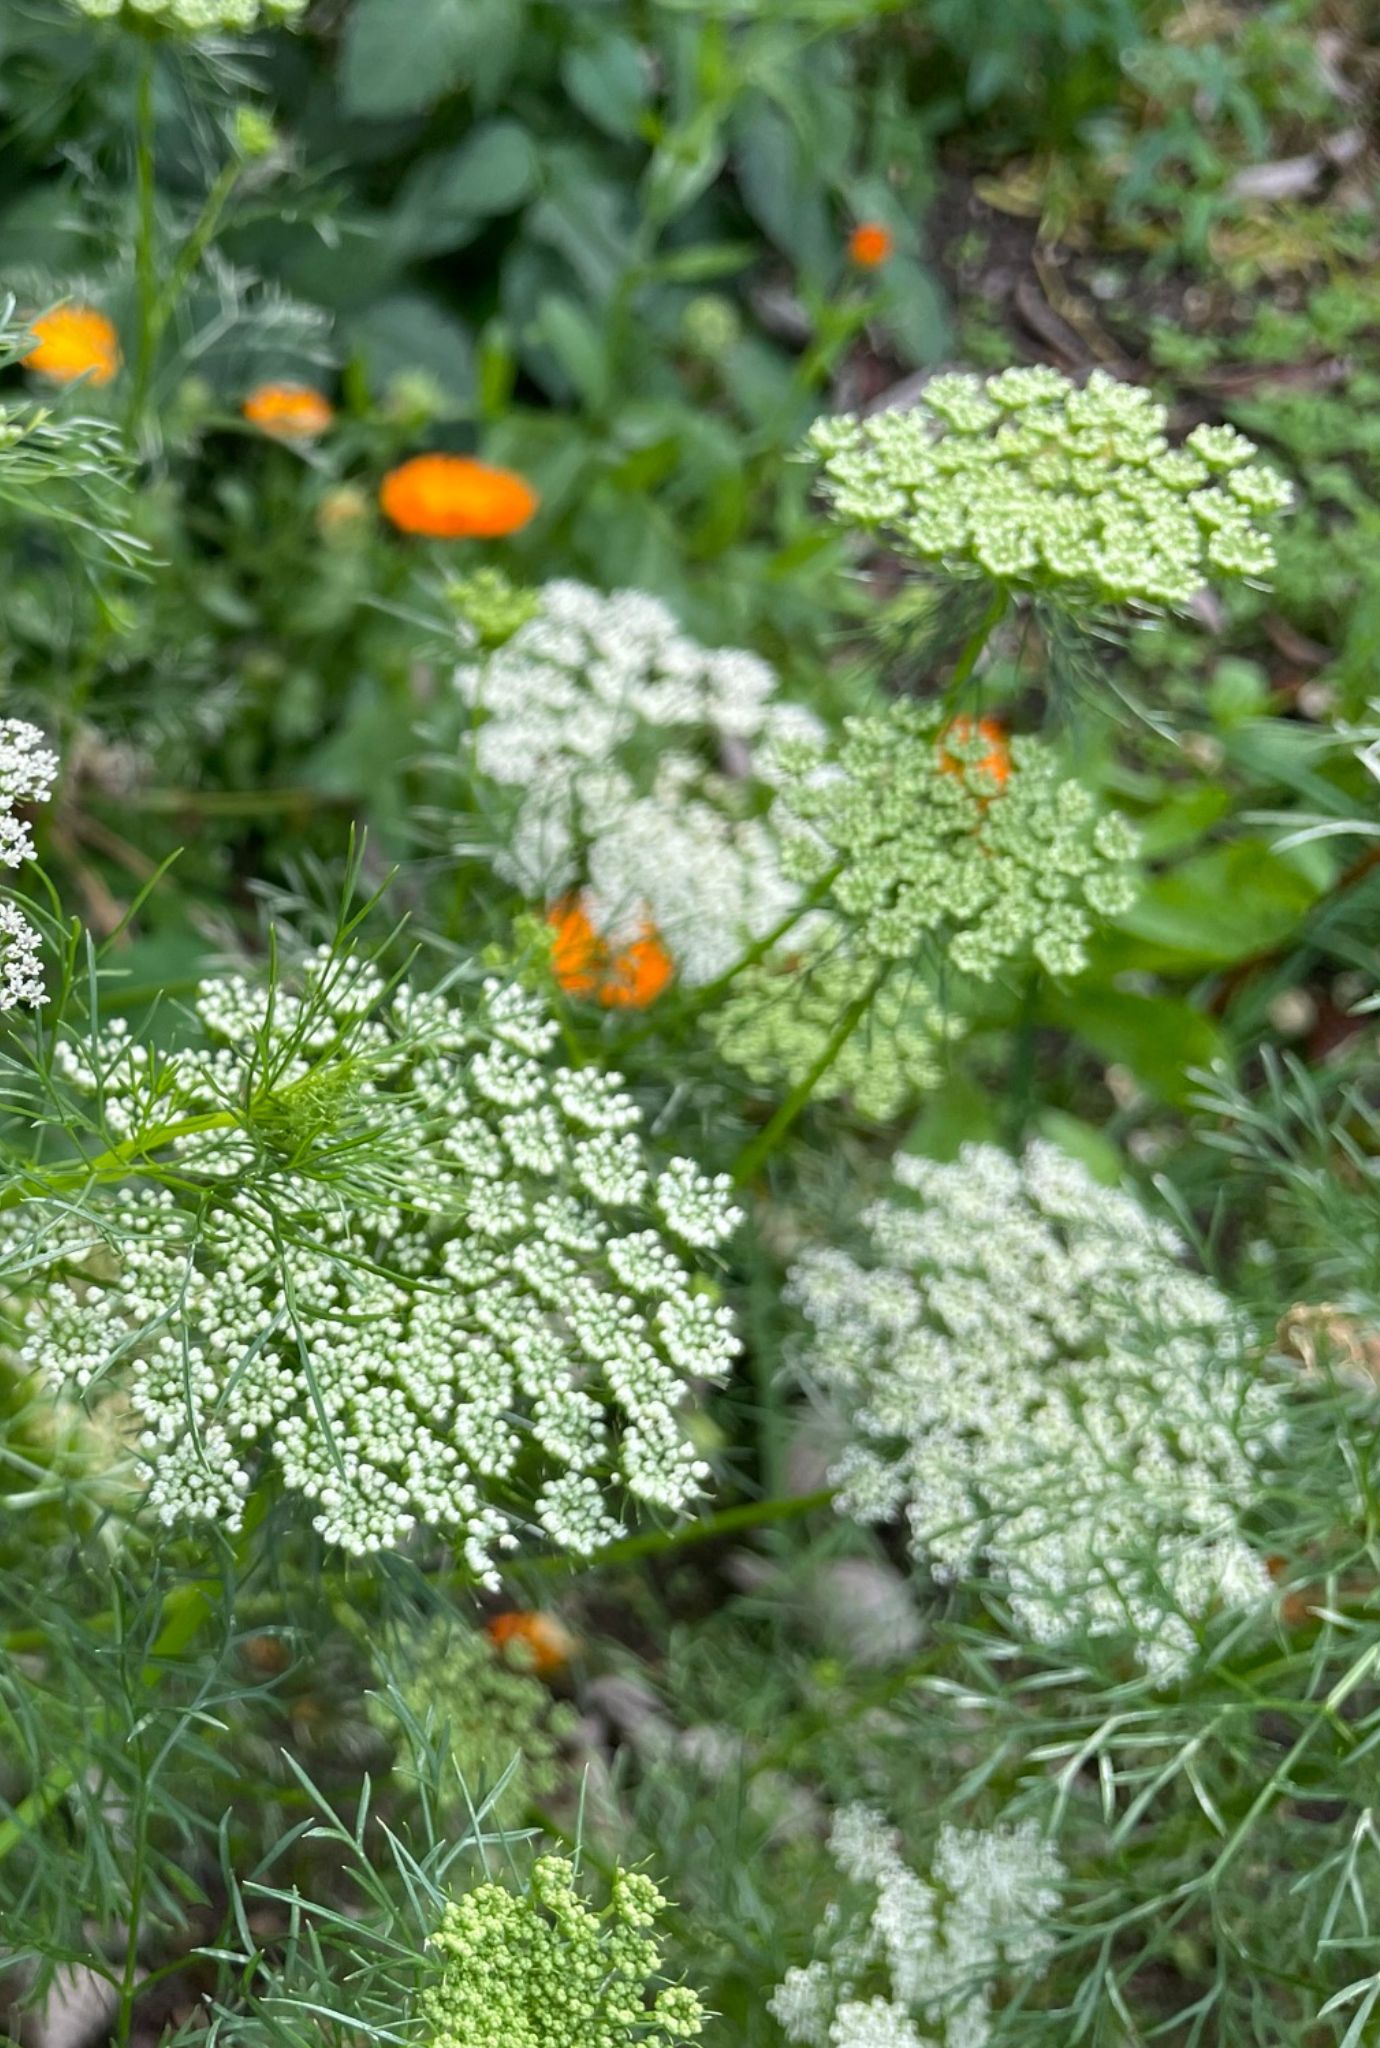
[243,381,334,439]
[23,305,121,386]
[380,453,538,539]
[548,894,674,1010]
[848,221,894,269]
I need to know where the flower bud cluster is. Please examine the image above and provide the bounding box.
[423,1854,704,2048]
[807,366,1291,610]
[770,1802,1063,2048]
[368,1617,577,1821]
[20,953,742,1571]
[454,578,820,986]
[789,1142,1286,1679]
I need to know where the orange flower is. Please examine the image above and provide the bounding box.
[548,894,674,1010]
[23,305,120,386]
[938,714,1012,792]
[485,1610,576,1678]
[243,381,335,439]
[379,453,539,539]
[848,222,894,270]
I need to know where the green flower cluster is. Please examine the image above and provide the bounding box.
[713,951,964,1122]
[774,704,1139,982]
[423,1856,704,2048]
[807,365,1291,610]
[66,0,305,30]
[369,1620,577,1823]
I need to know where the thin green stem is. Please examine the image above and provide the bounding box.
[531,1485,835,1573]
[732,967,884,1187]
[941,585,1009,708]
[126,48,159,438]
[0,1109,239,1213]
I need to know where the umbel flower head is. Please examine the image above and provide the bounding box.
[64,0,307,28]
[0,719,59,1012]
[770,702,1139,982]
[807,365,1292,611]
[789,1142,1286,1679]
[16,951,741,1573]
[453,577,818,988]
[22,305,120,386]
[770,1802,1063,2048]
[368,1615,578,1822]
[423,1854,704,2048]
[712,949,964,1123]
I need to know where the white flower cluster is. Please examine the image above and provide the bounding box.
[807,366,1291,610]
[770,1802,1063,2048]
[65,0,306,28]
[789,1142,1285,1680]
[0,719,58,1012]
[18,954,742,1573]
[454,579,819,987]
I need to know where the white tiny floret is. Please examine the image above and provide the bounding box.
[0,719,58,1011]
[20,953,740,1572]
[788,1141,1285,1678]
[454,579,820,986]
[770,1802,1063,2048]
[64,0,306,29]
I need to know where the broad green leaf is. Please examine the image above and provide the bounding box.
[339,0,522,119]
[1110,840,1325,969]
[561,29,652,140]
[531,294,611,411]
[1040,984,1227,1105]
[879,254,951,367]
[345,291,474,404]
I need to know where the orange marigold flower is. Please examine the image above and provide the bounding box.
[243,381,335,439]
[23,305,121,386]
[938,713,1012,792]
[848,222,894,270]
[548,894,674,1010]
[485,1609,576,1677]
[379,453,539,539]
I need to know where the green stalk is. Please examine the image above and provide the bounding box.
[0,1109,239,1214]
[126,47,160,438]
[941,585,1009,707]
[531,1484,835,1573]
[732,967,884,1188]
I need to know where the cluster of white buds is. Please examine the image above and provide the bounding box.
[770,1802,1063,2048]
[789,1142,1286,1679]
[65,0,307,28]
[808,366,1291,611]
[453,578,820,987]
[0,719,58,1013]
[18,951,742,1574]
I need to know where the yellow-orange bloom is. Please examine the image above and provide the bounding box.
[379,453,539,539]
[485,1609,577,1677]
[243,381,334,439]
[548,895,674,1010]
[939,713,1012,792]
[23,305,120,386]
[848,222,894,269]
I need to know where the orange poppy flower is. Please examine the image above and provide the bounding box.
[243,381,335,439]
[938,714,1012,792]
[379,453,539,539]
[848,222,894,270]
[485,1609,577,1678]
[23,305,121,386]
[548,895,674,1010]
